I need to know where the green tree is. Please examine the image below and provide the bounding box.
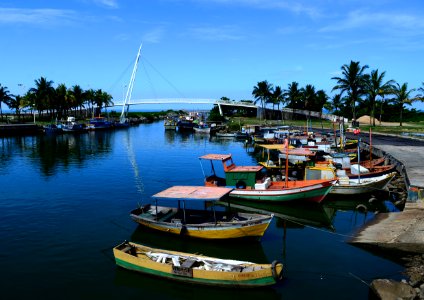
[390,82,416,126]
[69,85,86,116]
[332,61,369,121]
[300,84,316,125]
[93,89,113,116]
[30,77,55,119]
[0,84,13,121]
[365,69,395,126]
[252,80,273,120]
[329,94,343,115]
[273,86,284,110]
[5,95,22,121]
[284,82,301,120]
[417,82,424,103]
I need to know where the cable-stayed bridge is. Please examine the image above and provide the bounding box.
[112,98,218,106]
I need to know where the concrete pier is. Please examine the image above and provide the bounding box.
[347,132,424,255]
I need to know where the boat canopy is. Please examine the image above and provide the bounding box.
[199,154,232,161]
[152,186,233,201]
[256,144,292,150]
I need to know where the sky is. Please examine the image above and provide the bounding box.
[1,0,424,112]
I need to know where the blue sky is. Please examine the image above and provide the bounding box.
[1,0,424,112]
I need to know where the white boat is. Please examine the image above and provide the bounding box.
[305,166,397,195]
[193,125,210,134]
[215,132,236,138]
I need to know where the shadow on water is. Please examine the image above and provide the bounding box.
[114,266,282,300]
[129,226,270,263]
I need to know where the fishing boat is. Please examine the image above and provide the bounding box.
[87,116,113,130]
[199,152,335,203]
[113,241,283,288]
[305,166,397,195]
[164,118,177,130]
[130,186,273,240]
[216,131,237,138]
[193,124,211,134]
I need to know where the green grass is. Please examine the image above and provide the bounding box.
[226,116,424,135]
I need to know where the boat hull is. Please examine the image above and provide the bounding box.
[229,180,335,203]
[130,207,272,239]
[113,242,283,288]
[330,172,396,195]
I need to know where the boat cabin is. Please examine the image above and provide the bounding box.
[199,154,265,189]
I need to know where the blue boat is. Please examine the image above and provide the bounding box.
[88,117,113,130]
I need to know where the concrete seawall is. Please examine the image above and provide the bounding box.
[347,132,424,256]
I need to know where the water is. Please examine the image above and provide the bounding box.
[0,122,405,299]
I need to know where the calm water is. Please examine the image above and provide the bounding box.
[0,122,405,299]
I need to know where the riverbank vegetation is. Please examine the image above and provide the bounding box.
[1,60,424,126]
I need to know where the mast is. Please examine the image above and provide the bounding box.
[120,43,142,124]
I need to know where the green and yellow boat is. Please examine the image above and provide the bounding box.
[113,241,284,288]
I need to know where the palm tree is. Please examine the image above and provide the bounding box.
[5,95,22,120]
[332,61,369,121]
[0,84,13,121]
[284,82,301,120]
[273,86,285,119]
[69,85,86,117]
[300,84,316,129]
[329,94,343,115]
[252,80,273,120]
[417,82,424,103]
[391,82,416,126]
[93,89,113,116]
[30,77,55,119]
[365,69,395,126]
[271,85,284,120]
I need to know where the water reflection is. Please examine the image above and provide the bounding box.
[0,131,115,176]
[217,200,336,230]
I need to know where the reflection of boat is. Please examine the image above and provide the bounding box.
[113,241,283,288]
[200,153,335,203]
[130,186,273,240]
[218,200,336,229]
[322,198,388,213]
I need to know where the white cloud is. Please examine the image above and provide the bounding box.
[0,8,77,25]
[185,0,322,18]
[320,10,424,33]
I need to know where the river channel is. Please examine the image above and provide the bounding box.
[0,121,406,299]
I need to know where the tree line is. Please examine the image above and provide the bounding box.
[0,77,113,122]
[251,60,424,126]
[1,61,424,126]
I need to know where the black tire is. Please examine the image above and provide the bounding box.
[271,260,283,281]
[235,181,246,189]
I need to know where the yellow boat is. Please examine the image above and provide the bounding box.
[130,186,273,240]
[113,241,283,288]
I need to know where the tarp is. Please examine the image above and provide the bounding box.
[153,186,233,201]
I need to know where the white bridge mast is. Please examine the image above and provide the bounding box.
[120,43,142,124]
